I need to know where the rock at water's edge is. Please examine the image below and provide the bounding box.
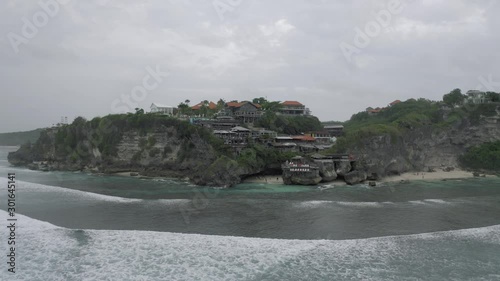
[344,170,367,185]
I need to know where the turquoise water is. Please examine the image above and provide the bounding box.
[1,146,500,280]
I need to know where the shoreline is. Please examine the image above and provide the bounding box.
[242,169,496,186]
[381,169,495,183]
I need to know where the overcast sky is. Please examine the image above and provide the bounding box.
[1,0,499,133]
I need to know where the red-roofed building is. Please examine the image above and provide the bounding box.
[191,101,217,111]
[366,107,382,115]
[389,100,402,106]
[224,101,262,124]
[226,101,242,108]
[280,101,308,116]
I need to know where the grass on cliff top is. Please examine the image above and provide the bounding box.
[326,99,500,154]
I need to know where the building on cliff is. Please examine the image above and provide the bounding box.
[190,101,218,114]
[213,126,251,153]
[278,101,310,116]
[324,125,344,137]
[223,101,263,124]
[194,116,241,131]
[466,90,489,104]
[150,103,176,116]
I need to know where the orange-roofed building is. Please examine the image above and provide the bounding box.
[280,101,308,116]
[224,101,263,124]
[389,100,402,106]
[367,107,382,115]
[191,101,217,111]
[226,101,243,108]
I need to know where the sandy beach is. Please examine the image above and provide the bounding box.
[243,175,284,184]
[113,171,139,177]
[113,169,495,186]
[382,169,494,183]
[242,169,495,186]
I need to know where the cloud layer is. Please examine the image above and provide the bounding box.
[1,0,499,132]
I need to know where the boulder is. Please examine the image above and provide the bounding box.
[344,171,367,185]
[336,161,352,177]
[282,168,322,185]
[314,160,338,182]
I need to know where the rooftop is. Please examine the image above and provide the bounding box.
[226,101,262,108]
[282,101,304,106]
[292,135,316,142]
[390,100,402,106]
[191,101,217,110]
[324,125,344,129]
[151,103,175,108]
[231,126,251,132]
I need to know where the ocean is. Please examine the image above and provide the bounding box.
[0,146,499,280]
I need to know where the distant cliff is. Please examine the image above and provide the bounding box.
[0,129,42,146]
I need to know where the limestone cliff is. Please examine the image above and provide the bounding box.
[349,113,500,177]
[7,115,252,187]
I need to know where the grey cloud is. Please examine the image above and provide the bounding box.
[1,0,499,132]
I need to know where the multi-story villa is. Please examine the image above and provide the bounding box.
[279,101,310,116]
[224,101,262,124]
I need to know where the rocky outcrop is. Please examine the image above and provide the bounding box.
[314,160,338,182]
[282,168,322,185]
[344,170,367,185]
[7,143,33,166]
[335,161,352,177]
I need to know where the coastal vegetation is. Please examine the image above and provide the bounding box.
[237,144,296,170]
[327,89,500,153]
[256,112,322,135]
[329,98,441,153]
[459,141,500,172]
[52,109,230,163]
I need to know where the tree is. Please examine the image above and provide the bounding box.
[177,102,190,116]
[251,97,283,112]
[134,108,145,115]
[199,100,210,117]
[486,92,500,103]
[216,98,226,112]
[72,116,87,126]
[252,97,268,105]
[263,101,283,112]
[443,88,465,106]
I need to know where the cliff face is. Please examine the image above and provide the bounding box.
[351,115,500,177]
[8,124,248,187]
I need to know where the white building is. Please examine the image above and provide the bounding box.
[466,90,488,104]
[150,103,175,116]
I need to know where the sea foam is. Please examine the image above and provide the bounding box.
[18,181,142,203]
[2,210,499,281]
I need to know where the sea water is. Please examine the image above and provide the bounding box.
[0,146,499,280]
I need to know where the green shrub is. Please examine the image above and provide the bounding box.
[459,141,500,171]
